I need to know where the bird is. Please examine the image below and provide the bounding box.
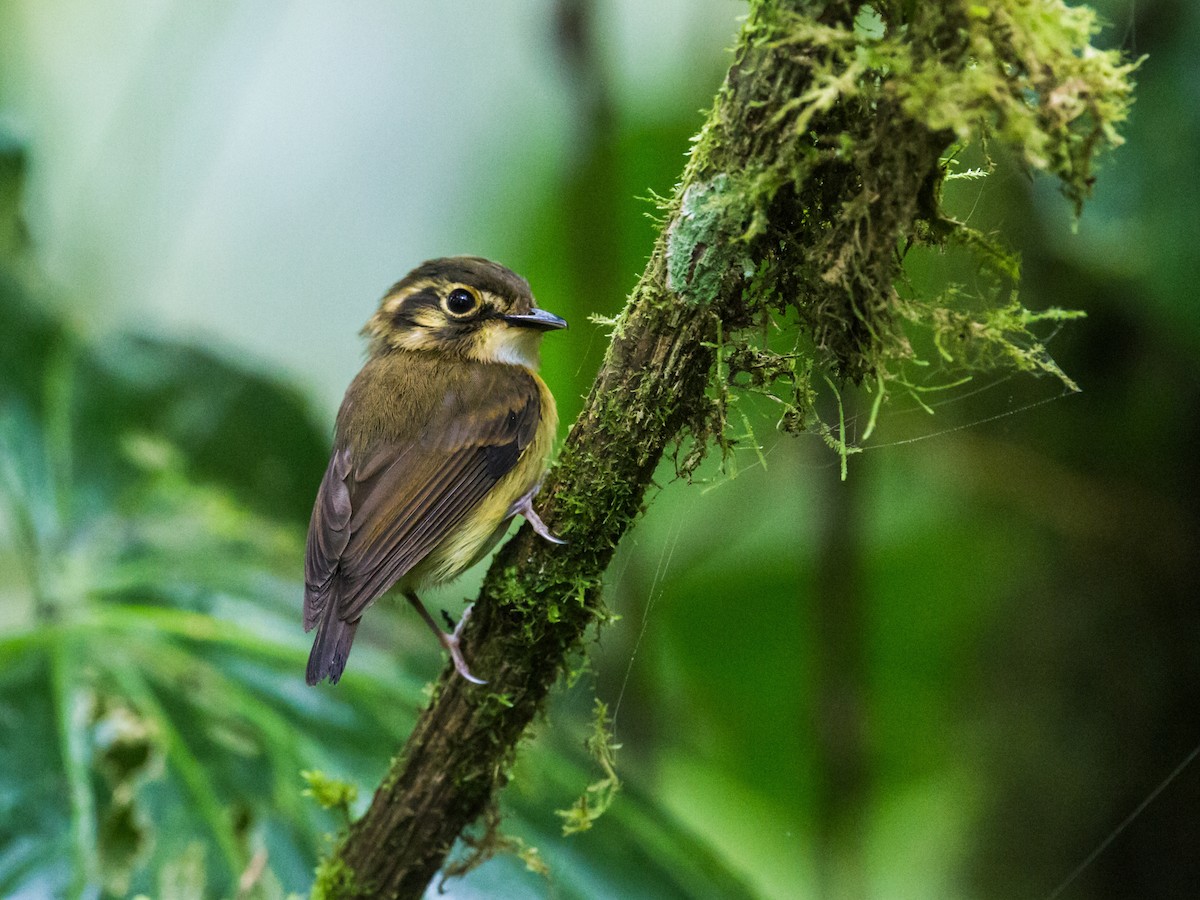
[303,256,567,686]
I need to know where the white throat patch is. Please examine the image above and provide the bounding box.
[468,322,542,369]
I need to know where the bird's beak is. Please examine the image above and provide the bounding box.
[502,308,568,331]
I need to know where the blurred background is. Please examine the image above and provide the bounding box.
[0,1,1196,898]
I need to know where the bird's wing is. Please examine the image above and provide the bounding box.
[303,445,354,631]
[303,365,541,629]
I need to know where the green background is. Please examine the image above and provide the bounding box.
[1,1,1196,898]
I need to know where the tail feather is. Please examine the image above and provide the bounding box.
[306,602,360,685]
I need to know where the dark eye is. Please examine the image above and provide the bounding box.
[444,288,478,316]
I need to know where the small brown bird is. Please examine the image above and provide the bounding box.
[303,257,566,685]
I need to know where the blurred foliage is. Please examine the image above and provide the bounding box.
[0,131,756,898]
[2,1,1198,898]
[0,138,404,897]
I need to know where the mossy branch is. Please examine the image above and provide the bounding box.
[316,1,1136,896]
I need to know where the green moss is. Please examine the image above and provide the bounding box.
[303,771,369,899]
[556,700,622,835]
[311,852,363,900]
[301,770,358,819]
[664,0,1138,473]
[894,1,1142,215]
[442,804,551,884]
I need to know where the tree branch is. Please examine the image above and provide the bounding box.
[316,1,1137,896]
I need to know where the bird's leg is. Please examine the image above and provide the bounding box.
[508,482,565,545]
[405,591,486,685]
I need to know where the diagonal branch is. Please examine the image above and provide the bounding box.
[316,1,1137,896]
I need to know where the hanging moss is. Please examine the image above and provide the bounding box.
[656,0,1139,474]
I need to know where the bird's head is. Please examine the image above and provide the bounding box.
[364,256,567,367]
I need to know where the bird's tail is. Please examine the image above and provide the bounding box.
[305,602,360,685]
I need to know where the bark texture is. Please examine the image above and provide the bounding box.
[315,0,1136,894]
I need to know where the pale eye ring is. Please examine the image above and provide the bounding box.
[443,287,478,317]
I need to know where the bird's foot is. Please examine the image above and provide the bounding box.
[439,604,487,685]
[509,489,565,545]
[407,592,487,685]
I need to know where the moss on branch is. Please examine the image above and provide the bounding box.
[316,1,1138,896]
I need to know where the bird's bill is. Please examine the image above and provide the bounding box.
[502,308,568,331]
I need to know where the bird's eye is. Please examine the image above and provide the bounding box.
[443,288,478,316]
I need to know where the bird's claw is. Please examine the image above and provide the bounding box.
[408,592,487,685]
[441,604,486,685]
[510,491,565,545]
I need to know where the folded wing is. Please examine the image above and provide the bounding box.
[303,365,540,684]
